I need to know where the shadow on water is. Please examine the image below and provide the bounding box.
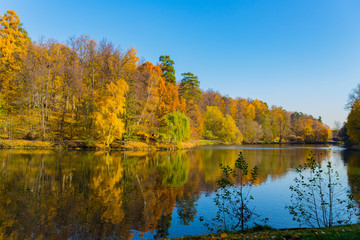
[343,149,360,214]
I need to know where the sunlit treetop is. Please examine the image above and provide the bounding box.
[159,55,176,85]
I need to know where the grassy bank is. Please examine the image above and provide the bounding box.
[0,140,56,149]
[0,139,338,151]
[0,139,226,151]
[175,224,360,240]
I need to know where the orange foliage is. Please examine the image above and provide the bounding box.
[156,70,184,120]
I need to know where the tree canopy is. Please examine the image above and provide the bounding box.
[159,55,176,85]
[0,10,332,145]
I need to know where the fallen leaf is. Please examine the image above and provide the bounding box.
[220,233,227,238]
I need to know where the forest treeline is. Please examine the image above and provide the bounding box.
[343,83,360,147]
[0,10,331,146]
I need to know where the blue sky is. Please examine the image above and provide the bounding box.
[2,0,360,128]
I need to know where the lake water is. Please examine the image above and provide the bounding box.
[0,145,359,239]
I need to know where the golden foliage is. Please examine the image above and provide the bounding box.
[92,154,125,224]
[0,10,29,112]
[0,10,334,146]
[94,79,128,146]
[347,99,360,144]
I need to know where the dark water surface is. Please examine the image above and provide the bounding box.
[0,145,359,239]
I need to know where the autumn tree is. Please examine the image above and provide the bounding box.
[218,114,243,143]
[130,62,162,138]
[203,106,242,143]
[0,10,30,139]
[120,47,140,138]
[347,98,360,145]
[271,106,290,142]
[91,40,132,145]
[156,73,184,121]
[252,99,269,123]
[94,78,128,146]
[0,10,30,111]
[199,90,216,111]
[229,98,239,124]
[302,119,316,143]
[242,119,263,143]
[203,106,223,139]
[66,35,98,139]
[214,93,226,114]
[235,99,263,143]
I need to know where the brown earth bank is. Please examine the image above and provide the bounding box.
[0,139,342,151]
[0,139,225,150]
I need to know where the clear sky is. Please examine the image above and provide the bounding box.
[2,0,360,128]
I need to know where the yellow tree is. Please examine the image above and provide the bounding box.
[218,114,243,143]
[203,106,242,142]
[0,10,29,112]
[203,105,223,139]
[271,106,290,142]
[244,103,255,121]
[132,62,162,137]
[94,78,128,146]
[122,47,141,136]
[229,98,239,124]
[301,119,315,143]
[214,93,225,114]
[187,101,203,138]
[319,125,331,142]
[347,99,360,145]
[252,99,268,122]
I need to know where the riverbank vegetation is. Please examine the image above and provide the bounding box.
[335,84,360,149]
[175,224,360,240]
[344,84,360,148]
[0,10,332,148]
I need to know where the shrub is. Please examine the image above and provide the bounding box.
[201,152,260,232]
[286,153,358,227]
[159,111,190,147]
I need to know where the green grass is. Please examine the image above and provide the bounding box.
[174,224,360,240]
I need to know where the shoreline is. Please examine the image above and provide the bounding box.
[0,139,343,151]
[0,139,225,151]
[172,224,360,239]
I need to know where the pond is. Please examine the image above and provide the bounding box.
[0,145,359,239]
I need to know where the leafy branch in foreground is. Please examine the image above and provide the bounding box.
[201,152,264,232]
[286,153,359,228]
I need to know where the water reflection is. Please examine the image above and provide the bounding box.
[0,145,358,239]
[344,150,360,214]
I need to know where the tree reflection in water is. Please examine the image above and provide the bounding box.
[0,145,355,239]
[344,150,360,214]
